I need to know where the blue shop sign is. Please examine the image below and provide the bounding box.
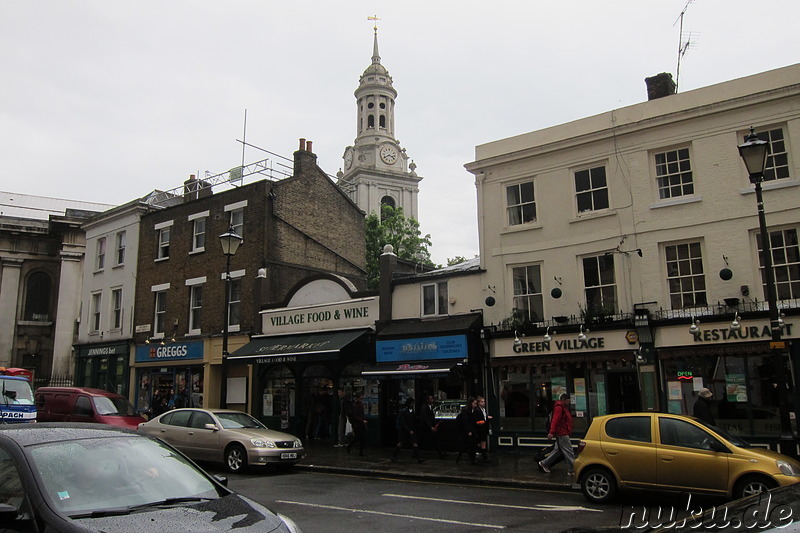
[377,335,467,362]
[135,341,204,363]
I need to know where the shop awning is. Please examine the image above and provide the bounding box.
[228,328,371,363]
[377,313,482,338]
[362,362,454,379]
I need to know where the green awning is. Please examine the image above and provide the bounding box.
[228,329,371,362]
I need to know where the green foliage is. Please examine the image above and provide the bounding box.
[365,205,434,289]
[446,256,468,266]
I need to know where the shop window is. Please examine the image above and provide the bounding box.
[499,367,532,432]
[512,264,543,323]
[24,272,51,322]
[263,365,296,429]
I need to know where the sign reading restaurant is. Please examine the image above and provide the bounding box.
[261,297,378,334]
[657,318,795,347]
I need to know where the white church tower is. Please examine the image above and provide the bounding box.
[337,24,421,220]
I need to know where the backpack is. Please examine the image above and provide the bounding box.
[545,409,554,431]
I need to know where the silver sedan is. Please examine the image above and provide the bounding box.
[138,408,305,473]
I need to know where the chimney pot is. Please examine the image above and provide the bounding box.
[299,138,306,151]
[306,140,313,153]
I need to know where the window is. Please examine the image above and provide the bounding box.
[91,292,101,333]
[154,291,167,335]
[655,148,693,199]
[575,166,609,213]
[111,288,123,330]
[506,181,536,226]
[229,209,243,239]
[95,237,106,271]
[115,231,126,266]
[189,216,206,252]
[157,228,170,259]
[757,228,800,300]
[750,128,790,181]
[422,282,448,316]
[189,285,203,333]
[583,255,617,313]
[659,417,716,450]
[605,416,651,443]
[24,272,51,321]
[512,265,543,323]
[666,242,707,308]
[227,279,241,328]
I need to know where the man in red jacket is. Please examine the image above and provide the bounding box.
[538,393,575,475]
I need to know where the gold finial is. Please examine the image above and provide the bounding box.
[367,14,380,32]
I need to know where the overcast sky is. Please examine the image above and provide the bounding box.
[3,1,799,265]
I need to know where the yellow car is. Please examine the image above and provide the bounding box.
[573,412,800,503]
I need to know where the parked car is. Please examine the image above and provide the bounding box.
[574,412,800,504]
[138,408,305,473]
[35,386,146,428]
[0,423,301,532]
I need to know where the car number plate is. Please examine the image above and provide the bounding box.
[281,452,297,459]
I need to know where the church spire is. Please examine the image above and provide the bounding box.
[371,20,381,65]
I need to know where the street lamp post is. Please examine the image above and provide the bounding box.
[737,127,794,443]
[219,225,243,408]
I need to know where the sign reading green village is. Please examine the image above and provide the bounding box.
[262,298,378,334]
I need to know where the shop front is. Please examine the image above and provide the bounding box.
[133,340,205,417]
[74,342,131,397]
[227,295,379,441]
[654,317,799,453]
[363,313,484,447]
[490,327,639,450]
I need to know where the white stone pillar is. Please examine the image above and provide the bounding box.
[0,259,23,367]
[51,251,83,377]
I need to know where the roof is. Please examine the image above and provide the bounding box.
[378,313,483,337]
[0,191,115,220]
[0,423,137,447]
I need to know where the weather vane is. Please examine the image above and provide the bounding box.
[367,14,380,33]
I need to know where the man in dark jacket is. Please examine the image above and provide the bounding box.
[693,388,715,425]
[346,392,367,456]
[538,393,575,475]
[419,394,445,459]
[391,398,424,463]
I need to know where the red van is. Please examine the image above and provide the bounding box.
[35,387,146,428]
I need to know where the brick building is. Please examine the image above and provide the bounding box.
[132,140,367,414]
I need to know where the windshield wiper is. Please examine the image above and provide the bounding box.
[69,497,217,518]
[68,507,133,518]
[129,496,217,510]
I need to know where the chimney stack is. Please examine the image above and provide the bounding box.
[645,73,677,100]
[293,137,318,175]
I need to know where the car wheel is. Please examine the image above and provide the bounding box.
[580,467,617,504]
[734,475,778,499]
[225,444,247,473]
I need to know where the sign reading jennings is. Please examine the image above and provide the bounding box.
[377,335,468,363]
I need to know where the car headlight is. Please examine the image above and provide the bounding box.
[294,438,303,448]
[250,438,276,448]
[777,460,800,476]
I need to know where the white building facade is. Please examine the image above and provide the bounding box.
[465,64,800,451]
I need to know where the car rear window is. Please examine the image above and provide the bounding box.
[605,416,651,443]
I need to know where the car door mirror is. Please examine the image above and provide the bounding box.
[213,474,228,487]
[204,423,219,431]
[0,503,21,523]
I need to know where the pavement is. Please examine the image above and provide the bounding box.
[294,438,579,492]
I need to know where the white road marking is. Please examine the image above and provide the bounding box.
[383,493,603,513]
[275,500,506,529]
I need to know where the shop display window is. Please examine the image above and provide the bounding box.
[263,365,296,431]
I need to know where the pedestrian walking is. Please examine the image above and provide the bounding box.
[391,398,424,463]
[419,394,446,459]
[335,387,350,447]
[538,393,575,475]
[472,396,492,463]
[693,387,715,425]
[346,392,367,456]
[455,397,478,464]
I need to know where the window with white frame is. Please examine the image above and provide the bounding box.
[665,242,707,309]
[583,255,617,314]
[189,285,203,333]
[154,290,167,335]
[115,231,126,266]
[111,288,123,330]
[91,292,102,333]
[96,237,106,271]
[655,148,693,200]
[227,279,242,329]
[506,181,536,226]
[422,282,448,316]
[749,127,790,181]
[757,228,800,300]
[512,265,543,323]
[229,208,244,239]
[188,212,208,253]
[575,166,609,213]
[157,227,170,259]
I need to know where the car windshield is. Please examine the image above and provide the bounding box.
[30,435,221,517]
[215,412,267,430]
[0,379,34,405]
[93,395,137,416]
[695,419,752,448]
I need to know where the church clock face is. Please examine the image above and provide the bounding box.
[380,145,398,165]
[344,148,354,169]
